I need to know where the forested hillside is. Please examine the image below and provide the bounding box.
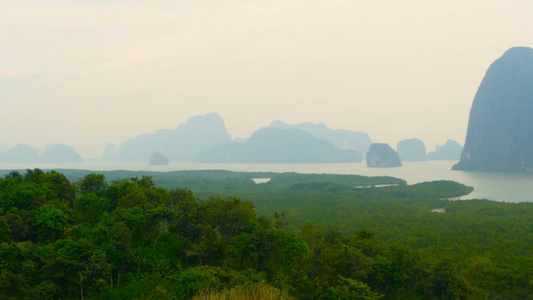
[1,169,532,299]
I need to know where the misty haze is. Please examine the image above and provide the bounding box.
[2,2,533,299]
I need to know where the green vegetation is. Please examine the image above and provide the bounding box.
[0,169,532,299]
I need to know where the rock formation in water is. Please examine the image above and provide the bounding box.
[453,47,533,172]
[149,152,170,165]
[396,138,427,161]
[42,144,83,163]
[269,120,372,155]
[102,142,119,161]
[428,140,463,161]
[0,144,41,163]
[197,127,363,163]
[119,112,231,162]
[366,143,402,167]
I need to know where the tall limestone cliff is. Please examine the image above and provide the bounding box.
[453,47,533,172]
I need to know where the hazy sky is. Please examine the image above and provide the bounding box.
[1,1,532,158]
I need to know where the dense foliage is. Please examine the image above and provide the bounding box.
[0,169,532,299]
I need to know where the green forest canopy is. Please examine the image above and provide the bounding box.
[0,169,532,299]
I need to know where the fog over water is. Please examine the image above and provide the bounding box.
[2,160,532,203]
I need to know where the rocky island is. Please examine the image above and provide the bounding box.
[366,143,402,167]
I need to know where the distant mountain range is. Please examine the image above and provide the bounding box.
[0,112,462,165]
[197,127,363,163]
[117,112,231,162]
[0,144,82,164]
[101,113,372,164]
[268,120,372,155]
[106,113,462,164]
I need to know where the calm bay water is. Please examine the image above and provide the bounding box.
[1,160,533,203]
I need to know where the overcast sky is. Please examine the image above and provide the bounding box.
[1,0,532,158]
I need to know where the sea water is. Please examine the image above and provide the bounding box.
[1,160,532,203]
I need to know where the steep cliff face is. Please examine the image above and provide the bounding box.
[453,47,533,172]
